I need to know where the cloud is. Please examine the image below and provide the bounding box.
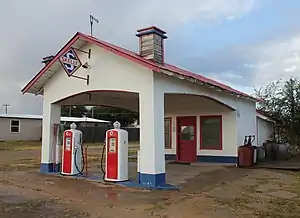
[95,0,256,46]
[244,64,256,68]
[234,34,300,92]
[284,65,297,72]
[177,30,300,96]
[0,0,256,114]
[249,35,300,87]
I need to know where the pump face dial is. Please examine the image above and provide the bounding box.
[66,138,71,151]
[109,138,116,152]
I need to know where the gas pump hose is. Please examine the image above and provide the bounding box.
[74,145,85,175]
[100,142,108,182]
[61,146,85,177]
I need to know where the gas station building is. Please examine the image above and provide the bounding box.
[22,26,260,188]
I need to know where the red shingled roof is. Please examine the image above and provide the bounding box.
[21,32,259,102]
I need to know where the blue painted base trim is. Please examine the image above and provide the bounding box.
[138,172,166,187]
[44,172,179,190]
[197,155,237,163]
[165,154,176,160]
[137,172,141,183]
[40,163,61,173]
[165,154,237,164]
[118,180,179,190]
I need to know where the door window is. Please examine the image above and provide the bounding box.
[180,125,195,140]
[164,118,172,149]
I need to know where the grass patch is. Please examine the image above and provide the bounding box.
[256,172,300,218]
[85,141,139,148]
[0,141,41,151]
[0,141,139,169]
[87,154,100,163]
[214,193,263,212]
[210,172,300,218]
[0,158,40,171]
[0,141,139,151]
[258,198,300,218]
[268,172,300,217]
[0,200,88,217]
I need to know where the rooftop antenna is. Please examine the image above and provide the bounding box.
[2,104,11,114]
[90,15,99,37]
[2,104,10,114]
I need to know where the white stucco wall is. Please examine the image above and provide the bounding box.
[154,73,257,157]
[43,44,154,103]
[40,41,257,167]
[236,100,257,146]
[257,117,274,147]
[164,95,237,157]
[42,43,156,164]
[42,42,167,176]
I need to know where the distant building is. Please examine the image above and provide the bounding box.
[256,111,275,146]
[0,114,110,141]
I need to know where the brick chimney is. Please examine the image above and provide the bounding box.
[136,26,167,64]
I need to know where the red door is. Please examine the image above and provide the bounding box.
[177,116,197,163]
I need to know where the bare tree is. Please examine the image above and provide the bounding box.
[255,77,300,147]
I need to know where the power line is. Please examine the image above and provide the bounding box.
[68,106,72,117]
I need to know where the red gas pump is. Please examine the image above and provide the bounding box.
[101,121,129,182]
[61,123,85,176]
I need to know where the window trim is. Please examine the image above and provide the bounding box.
[164,117,172,149]
[10,119,20,133]
[200,115,222,150]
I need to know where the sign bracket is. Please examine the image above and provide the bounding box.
[70,74,90,85]
[72,48,91,58]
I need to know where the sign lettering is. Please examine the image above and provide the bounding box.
[59,48,82,76]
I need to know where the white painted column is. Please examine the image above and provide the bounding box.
[139,87,166,187]
[40,99,61,173]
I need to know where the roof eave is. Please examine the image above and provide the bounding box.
[22,32,161,95]
[21,30,261,104]
[160,69,259,102]
[21,32,81,94]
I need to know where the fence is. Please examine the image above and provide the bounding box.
[78,126,140,143]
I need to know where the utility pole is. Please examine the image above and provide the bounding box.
[91,107,94,118]
[2,104,10,114]
[68,106,72,117]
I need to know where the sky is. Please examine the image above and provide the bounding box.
[1,0,300,114]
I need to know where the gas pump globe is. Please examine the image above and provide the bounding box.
[113,121,121,129]
[104,121,129,182]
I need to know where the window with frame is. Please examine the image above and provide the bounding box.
[164,118,172,149]
[200,115,222,150]
[10,120,20,133]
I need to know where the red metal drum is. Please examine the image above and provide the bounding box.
[238,145,254,167]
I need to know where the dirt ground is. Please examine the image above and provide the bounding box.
[0,142,300,217]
